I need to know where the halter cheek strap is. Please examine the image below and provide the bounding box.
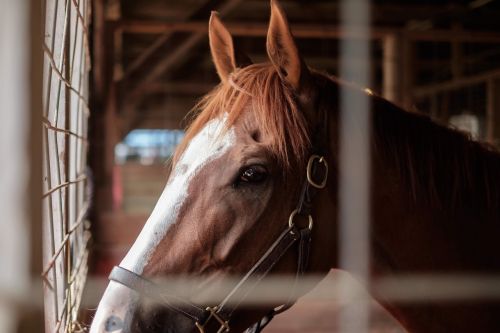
[246,154,327,333]
[108,154,328,333]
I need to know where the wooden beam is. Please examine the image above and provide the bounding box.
[407,29,500,43]
[113,20,389,39]
[111,0,123,82]
[129,0,243,96]
[115,3,472,25]
[122,32,171,79]
[119,0,244,123]
[138,34,205,87]
[111,20,500,43]
[122,0,217,80]
[413,68,500,97]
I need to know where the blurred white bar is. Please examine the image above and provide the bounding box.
[0,0,31,332]
[80,273,500,307]
[383,34,398,103]
[339,0,372,332]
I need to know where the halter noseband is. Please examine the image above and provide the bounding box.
[109,154,328,333]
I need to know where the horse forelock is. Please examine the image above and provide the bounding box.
[173,63,311,171]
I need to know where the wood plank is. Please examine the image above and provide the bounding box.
[112,20,500,43]
[130,0,244,94]
[414,68,500,97]
[92,0,106,107]
[122,0,220,79]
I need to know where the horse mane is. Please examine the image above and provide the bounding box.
[372,95,500,220]
[173,63,310,169]
[314,70,500,220]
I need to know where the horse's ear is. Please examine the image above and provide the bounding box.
[266,0,308,91]
[209,11,252,82]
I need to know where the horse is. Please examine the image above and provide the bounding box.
[90,1,500,332]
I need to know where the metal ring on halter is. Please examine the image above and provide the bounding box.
[288,209,313,230]
[195,306,230,333]
[306,155,328,189]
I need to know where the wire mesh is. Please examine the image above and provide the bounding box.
[42,0,92,332]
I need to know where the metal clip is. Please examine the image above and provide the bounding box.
[195,306,230,333]
[306,155,328,189]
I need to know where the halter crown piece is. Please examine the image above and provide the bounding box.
[109,130,329,333]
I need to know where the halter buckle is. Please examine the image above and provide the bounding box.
[195,306,230,333]
[306,155,328,189]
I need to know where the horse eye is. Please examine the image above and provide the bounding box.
[238,165,268,184]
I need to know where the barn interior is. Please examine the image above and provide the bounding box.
[2,0,500,332]
[84,1,500,331]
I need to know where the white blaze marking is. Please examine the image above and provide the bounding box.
[90,116,235,333]
[120,115,235,274]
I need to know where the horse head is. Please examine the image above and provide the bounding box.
[90,1,338,332]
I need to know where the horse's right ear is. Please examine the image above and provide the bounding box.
[209,11,252,82]
[266,0,309,91]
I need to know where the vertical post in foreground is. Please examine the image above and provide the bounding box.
[0,0,43,332]
[338,0,372,332]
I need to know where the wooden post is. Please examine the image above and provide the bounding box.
[382,34,399,104]
[94,83,121,213]
[401,36,414,110]
[92,0,106,107]
[109,0,123,81]
[91,0,122,214]
[486,79,500,147]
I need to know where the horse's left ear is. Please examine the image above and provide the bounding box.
[266,0,310,91]
[209,11,252,82]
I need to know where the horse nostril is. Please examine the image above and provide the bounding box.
[104,315,124,332]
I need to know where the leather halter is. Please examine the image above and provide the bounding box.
[109,154,328,333]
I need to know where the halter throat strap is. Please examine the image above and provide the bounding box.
[109,224,307,333]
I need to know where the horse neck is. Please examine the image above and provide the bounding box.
[368,100,500,274]
[362,100,500,333]
[369,157,500,333]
